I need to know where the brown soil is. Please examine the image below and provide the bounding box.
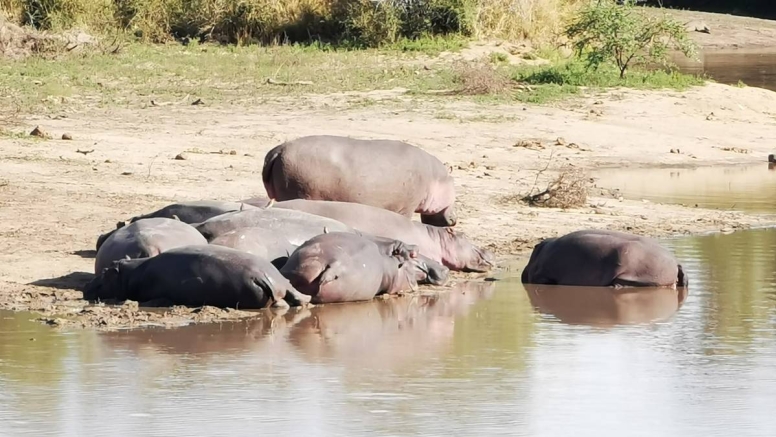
[1,10,775,331]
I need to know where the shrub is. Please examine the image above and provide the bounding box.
[565,0,697,78]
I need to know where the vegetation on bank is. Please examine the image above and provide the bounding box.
[1,0,584,46]
[0,0,705,113]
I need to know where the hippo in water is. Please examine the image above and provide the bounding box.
[521,229,687,288]
[194,206,354,245]
[262,135,457,227]
[95,201,256,251]
[272,199,494,272]
[94,218,207,275]
[280,232,418,304]
[209,227,298,268]
[84,245,311,309]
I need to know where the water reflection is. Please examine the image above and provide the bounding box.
[525,284,688,327]
[673,49,776,91]
[2,228,776,435]
[595,164,776,213]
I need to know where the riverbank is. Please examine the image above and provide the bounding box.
[2,7,776,330]
[2,78,776,329]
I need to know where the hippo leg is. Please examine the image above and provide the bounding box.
[283,287,312,307]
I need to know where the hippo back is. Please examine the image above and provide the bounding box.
[195,207,355,246]
[94,218,207,274]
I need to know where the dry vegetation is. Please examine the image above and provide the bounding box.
[0,0,584,46]
[521,166,590,209]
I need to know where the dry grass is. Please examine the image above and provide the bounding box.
[521,166,590,209]
[452,61,514,95]
[0,0,587,46]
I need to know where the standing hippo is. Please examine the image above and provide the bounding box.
[94,218,207,275]
[521,229,688,288]
[280,232,418,304]
[262,135,457,227]
[194,206,354,245]
[84,245,311,309]
[272,199,494,272]
[96,201,256,251]
[209,227,298,268]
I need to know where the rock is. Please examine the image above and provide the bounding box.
[767,154,775,163]
[685,20,711,34]
[61,133,73,140]
[174,153,187,160]
[29,126,50,139]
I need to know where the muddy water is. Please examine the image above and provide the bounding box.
[595,164,776,213]
[2,229,776,436]
[673,49,776,91]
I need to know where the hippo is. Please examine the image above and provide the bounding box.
[262,135,457,227]
[95,200,256,251]
[280,232,418,304]
[94,217,207,275]
[272,199,494,272]
[521,229,687,288]
[194,206,355,245]
[84,245,311,309]
[209,227,298,268]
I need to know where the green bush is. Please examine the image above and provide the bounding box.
[565,0,697,78]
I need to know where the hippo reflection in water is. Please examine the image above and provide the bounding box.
[96,281,495,372]
[524,284,689,327]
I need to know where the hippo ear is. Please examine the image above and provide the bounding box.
[124,255,131,260]
[172,214,181,221]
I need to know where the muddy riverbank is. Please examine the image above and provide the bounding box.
[2,79,775,329]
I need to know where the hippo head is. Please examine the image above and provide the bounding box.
[676,264,688,288]
[409,256,450,286]
[83,261,127,302]
[440,227,495,272]
[421,205,458,227]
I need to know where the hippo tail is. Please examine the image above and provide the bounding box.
[261,145,283,200]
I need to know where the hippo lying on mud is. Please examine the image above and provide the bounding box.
[94,218,207,275]
[96,201,256,251]
[209,227,298,268]
[273,199,494,272]
[262,135,458,227]
[280,232,419,304]
[521,230,688,288]
[85,245,311,309]
[194,207,354,245]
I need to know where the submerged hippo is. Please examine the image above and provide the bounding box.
[94,218,207,275]
[194,207,354,245]
[84,245,311,309]
[280,232,418,304]
[209,227,298,268]
[273,199,494,272]
[521,229,688,288]
[95,201,256,251]
[262,135,457,227]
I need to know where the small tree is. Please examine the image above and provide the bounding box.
[565,0,698,78]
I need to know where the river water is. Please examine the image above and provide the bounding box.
[2,227,776,436]
[673,49,776,91]
[595,163,776,213]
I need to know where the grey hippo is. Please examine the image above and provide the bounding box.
[280,232,419,304]
[193,206,354,245]
[271,199,494,272]
[94,217,207,275]
[521,229,688,288]
[208,227,298,268]
[96,200,256,251]
[262,135,457,227]
[84,245,311,309]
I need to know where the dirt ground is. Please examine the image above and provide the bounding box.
[2,10,775,331]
